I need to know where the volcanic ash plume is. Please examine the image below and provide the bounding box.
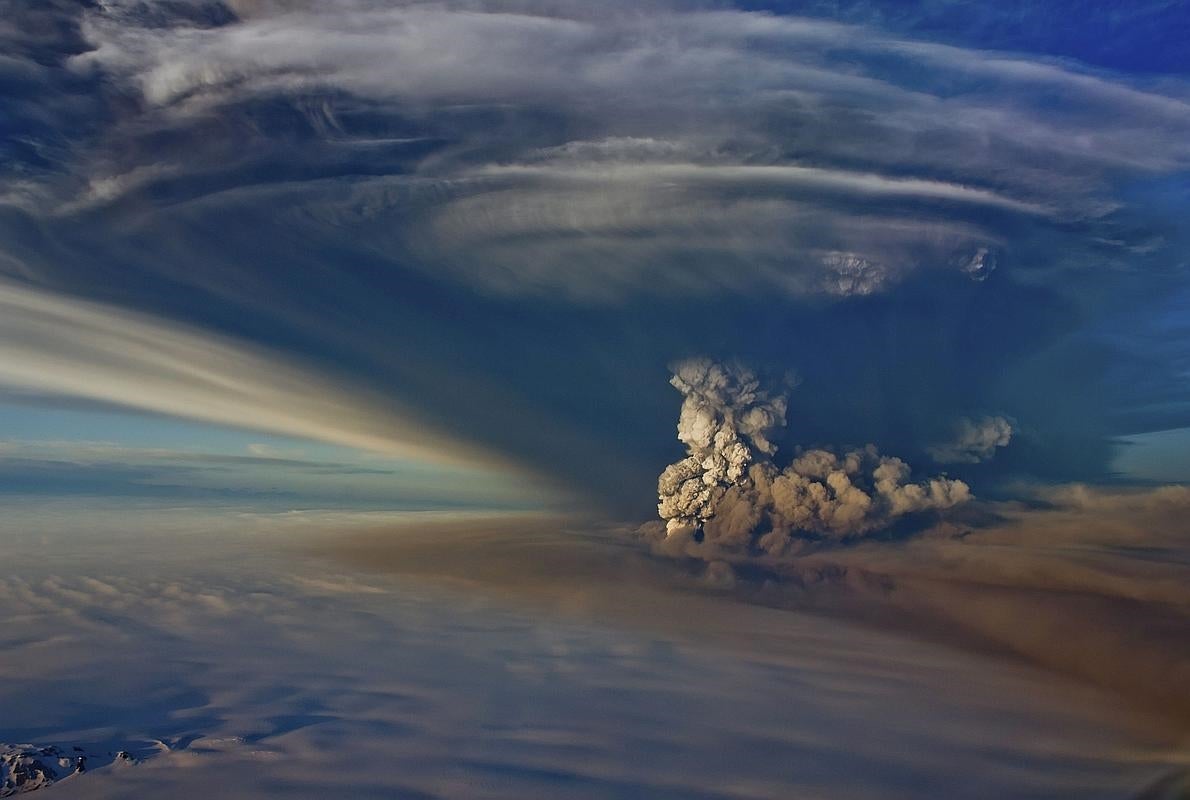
[656,359,789,533]
[656,359,971,557]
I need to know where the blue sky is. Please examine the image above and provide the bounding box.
[0,404,546,509]
[1,0,1188,517]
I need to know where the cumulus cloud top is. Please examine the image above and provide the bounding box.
[657,358,790,528]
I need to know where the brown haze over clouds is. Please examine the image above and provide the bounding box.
[730,485,1190,728]
[1,503,1181,800]
[315,484,1190,740]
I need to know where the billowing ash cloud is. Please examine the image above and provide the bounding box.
[929,415,1014,464]
[655,359,970,556]
[657,359,791,529]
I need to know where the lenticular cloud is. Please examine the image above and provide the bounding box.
[654,358,970,557]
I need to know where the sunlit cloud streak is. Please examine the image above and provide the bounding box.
[0,279,512,470]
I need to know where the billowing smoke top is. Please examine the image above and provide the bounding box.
[656,358,971,557]
[670,358,788,459]
[658,359,789,531]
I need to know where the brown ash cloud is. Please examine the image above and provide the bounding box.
[651,358,971,559]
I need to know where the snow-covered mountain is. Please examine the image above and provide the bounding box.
[1,743,140,796]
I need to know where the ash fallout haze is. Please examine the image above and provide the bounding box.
[1,1,1190,798]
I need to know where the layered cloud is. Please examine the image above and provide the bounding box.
[2,505,1176,798]
[24,0,1187,301]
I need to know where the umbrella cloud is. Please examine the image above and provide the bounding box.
[653,359,971,557]
[19,0,1185,301]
